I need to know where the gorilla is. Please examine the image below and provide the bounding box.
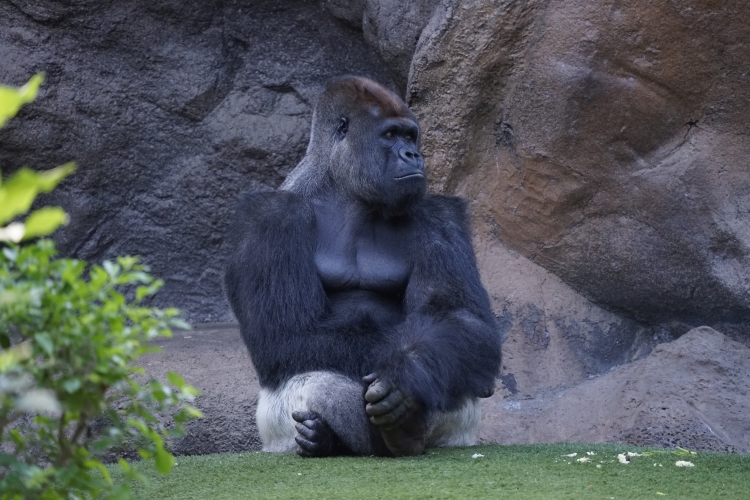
[224,76,501,457]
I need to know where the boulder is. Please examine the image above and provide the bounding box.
[408,0,750,340]
[480,327,750,453]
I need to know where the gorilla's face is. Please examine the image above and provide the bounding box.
[332,108,426,215]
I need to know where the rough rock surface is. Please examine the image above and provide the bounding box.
[480,327,750,453]
[0,0,397,323]
[408,0,750,340]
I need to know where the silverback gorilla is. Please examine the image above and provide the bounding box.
[224,76,501,457]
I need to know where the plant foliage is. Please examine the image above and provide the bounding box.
[0,75,201,499]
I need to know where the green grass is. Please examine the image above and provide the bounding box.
[110,444,750,499]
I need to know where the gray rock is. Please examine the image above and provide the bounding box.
[3,0,750,455]
[0,0,397,324]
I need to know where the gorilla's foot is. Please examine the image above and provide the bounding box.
[378,411,426,457]
[291,410,347,457]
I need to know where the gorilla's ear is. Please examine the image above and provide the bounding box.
[336,117,348,140]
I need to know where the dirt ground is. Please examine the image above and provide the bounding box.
[142,326,749,455]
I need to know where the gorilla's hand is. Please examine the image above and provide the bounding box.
[363,373,420,429]
[291,410,343,458]
[363,373,426,456]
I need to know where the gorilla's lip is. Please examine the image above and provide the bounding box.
[394,172,425,180]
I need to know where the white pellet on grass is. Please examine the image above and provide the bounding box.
[563,453,577,457]
[576,457,590,463]
[675,461,695,467]
[472,453,484,459]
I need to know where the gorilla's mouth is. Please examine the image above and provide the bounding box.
[394,173,425,180]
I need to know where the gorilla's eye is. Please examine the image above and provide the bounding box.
[336,118,348,139]
[385,131,393,139]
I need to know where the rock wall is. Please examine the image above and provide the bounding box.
[0,0,398,322]
[403,0,750,394]
[2,1,749,420]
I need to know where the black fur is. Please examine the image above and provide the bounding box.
[225,192,500,408]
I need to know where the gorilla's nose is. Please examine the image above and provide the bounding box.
[398,147,423,168]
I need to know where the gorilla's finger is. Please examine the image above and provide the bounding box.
[365,389,404,416]
[295,423,316,441]
[362,373,378,385]
[369,401,409,427]
[364,379,392,403]
[295,435,320,457]
[292,411,317,423]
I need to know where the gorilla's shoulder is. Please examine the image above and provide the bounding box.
[235,190,315,225]
[229,191,316,242]
[414,194,470,232]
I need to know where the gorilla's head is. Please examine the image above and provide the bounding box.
[284,76,426,215]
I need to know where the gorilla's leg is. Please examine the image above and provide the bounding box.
[425,398,481,448]
[256,371,385,457]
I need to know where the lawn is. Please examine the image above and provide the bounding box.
[111,444,750,499]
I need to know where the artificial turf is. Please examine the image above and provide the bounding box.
[110,443,750,499]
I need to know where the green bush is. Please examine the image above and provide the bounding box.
[0,76,201,499]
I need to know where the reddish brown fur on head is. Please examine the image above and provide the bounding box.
[318,76,413,122]
[327,76,410,117]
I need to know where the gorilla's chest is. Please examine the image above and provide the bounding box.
[313,208,412,296]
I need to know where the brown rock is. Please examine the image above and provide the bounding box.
[480,326,750,453]
[408,0,750,338]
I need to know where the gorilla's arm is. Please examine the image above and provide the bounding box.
[224,192,379,388]
[372,195,501,412]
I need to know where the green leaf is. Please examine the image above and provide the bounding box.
[21,206,69,240]
[0,163,76,224]
[103,260,119,277]
[154,446,175,475]
[62,378,82,393]
[0,341,32,371]
[117,458,131,473]
[0,73,43,127]
[185,406,204,419]
[169,318,191,330]
[167,371,186,388]
[85,459,112,484]
[34,333,54,356]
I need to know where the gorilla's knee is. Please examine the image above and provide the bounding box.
[256,372,383,456]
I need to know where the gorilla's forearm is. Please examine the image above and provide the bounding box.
[372,195,502,411]
[374,310,500,412]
